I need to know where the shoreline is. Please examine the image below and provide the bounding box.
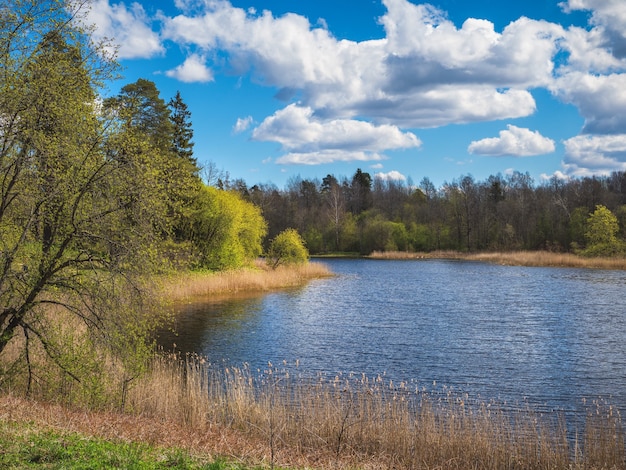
[158,259,333,302]
[368,250,626,270]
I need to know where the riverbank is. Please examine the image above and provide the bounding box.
[3,358,625,470]
[159,259,333,302]
[369,250,626,269]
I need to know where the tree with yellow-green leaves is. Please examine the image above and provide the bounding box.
[0,0,181,402]
[182,185,267,270]
[583,205,625,256]
[266,228,309,269]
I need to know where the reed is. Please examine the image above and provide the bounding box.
[159,260,333,302]
[124,354,626,469]
[369,250,626,269]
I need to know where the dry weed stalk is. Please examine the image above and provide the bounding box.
[125,355,626,469]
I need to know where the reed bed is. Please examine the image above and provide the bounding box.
[369,250,626,270]
[125,354,626,469]
[159,260,333,302]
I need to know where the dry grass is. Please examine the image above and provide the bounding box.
[2,351,625,469]
[369,250,626,270]
[122,354,625,470]
[159,260,333,302]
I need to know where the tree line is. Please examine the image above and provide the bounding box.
[225,169,626,257]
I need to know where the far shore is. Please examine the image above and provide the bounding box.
[368,249,626,270]
[160,251,625,305]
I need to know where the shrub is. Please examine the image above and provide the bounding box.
[266,229,309,268]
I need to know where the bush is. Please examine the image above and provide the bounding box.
[266,229,309,268]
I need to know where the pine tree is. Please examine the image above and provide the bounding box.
[168,91,197,172]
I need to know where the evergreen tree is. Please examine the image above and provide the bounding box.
[168,91,197,171]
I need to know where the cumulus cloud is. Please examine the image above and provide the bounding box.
[553,72,626,134]
[91,0,626,175]
[381,1,564,88]
[233,116,253,134]
[85,0,163,59]
[468,125,556,157]
[562,134,626,176]
[160,0,563,128]
[252,104,420,164]
[165,53,213,82]
[375,170,407,181]
[276,150,387,165]
[560,0,626,57]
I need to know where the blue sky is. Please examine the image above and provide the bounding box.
[86,0,626,188]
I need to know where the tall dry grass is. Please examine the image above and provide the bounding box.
[159,260,333,302]
[369,250,626,270]
[126,354,626,470]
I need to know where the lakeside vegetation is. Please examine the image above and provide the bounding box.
[3,359,625,470]
[369,250,626,270]
[160,259,332,302]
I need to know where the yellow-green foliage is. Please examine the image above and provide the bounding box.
[186,186,267,270]
[266,228,309,268]
[584,205,625,256]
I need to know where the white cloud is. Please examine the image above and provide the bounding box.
[560,0,626,57]
[252,104,421,164]
[381,1,564,88]
[85,0,163,59]
[540,170,570,181]
[160,0,559,127]
[468,125,556,157]
[553,72,626,134]
[276,150,387,165]
[165,53,213,82]
[375,170,407,181]
[233,116,253,133]
[562,133,626,176]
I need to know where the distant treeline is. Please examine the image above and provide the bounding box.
[217,169,626,256]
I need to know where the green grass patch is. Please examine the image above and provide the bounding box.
[0,421,255,469]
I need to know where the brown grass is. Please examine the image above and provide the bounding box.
[369,250,626,269]
[159,260,333,302]
[120,355,624,469]
[2,351,625,469]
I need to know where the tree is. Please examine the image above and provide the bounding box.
[0,0,168,398]
[349,168,372,215]
[321,174,345,251]
[105,80,201,241]
[183,186,266,270]
[584,205,622,255]
[266,229,309,268]
[168,91,196,170]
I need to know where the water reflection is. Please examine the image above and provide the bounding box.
[157,259,626,415]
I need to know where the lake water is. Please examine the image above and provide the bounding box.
[158,259,626,416]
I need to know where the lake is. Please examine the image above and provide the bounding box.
[158,258,626,416]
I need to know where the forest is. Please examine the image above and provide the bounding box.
[224,168,626,257]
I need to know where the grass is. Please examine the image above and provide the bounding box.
[2,341,625,469]
[0,395,278,470]
[369,250,626,269]
[0,418,252,469]
[122,355,626,469]
[159,260,332,302]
